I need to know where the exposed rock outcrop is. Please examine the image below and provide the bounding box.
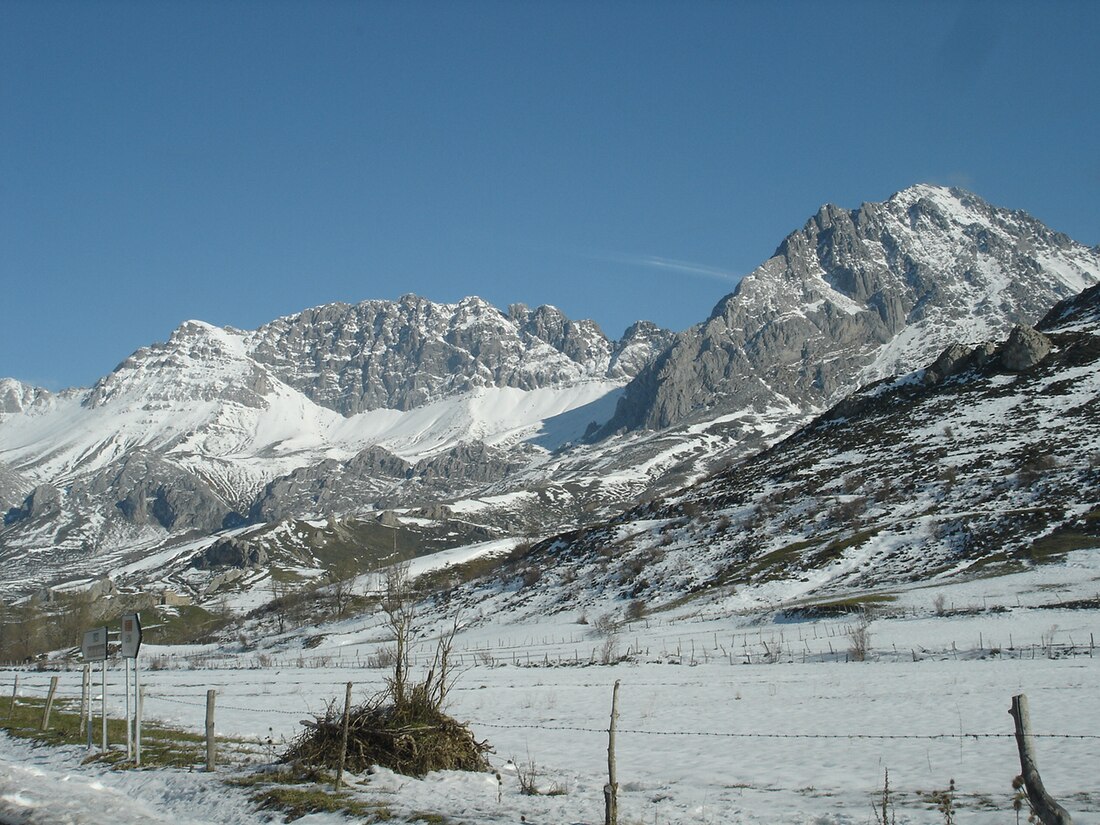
[997,325,1052,371]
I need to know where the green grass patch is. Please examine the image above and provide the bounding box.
[2,694,252,770]
[147,604,234,645]
[729,527,883,585]
[249,783,392,822]
[791,593,898,618]
[1025,527,1100,563]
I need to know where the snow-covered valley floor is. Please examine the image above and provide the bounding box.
[4,554,1100,825]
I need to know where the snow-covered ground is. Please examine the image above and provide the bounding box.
[4,552,1100,824]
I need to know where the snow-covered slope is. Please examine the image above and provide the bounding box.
[477,284,1100,621]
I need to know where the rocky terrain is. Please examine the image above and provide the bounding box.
[478,283,1100,621]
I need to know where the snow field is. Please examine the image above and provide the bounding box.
[5,593,1100,825]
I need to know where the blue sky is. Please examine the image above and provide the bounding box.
[2,0,1098,390]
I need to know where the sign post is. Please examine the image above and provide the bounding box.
[119,614,142,764]
[81,626,109,751]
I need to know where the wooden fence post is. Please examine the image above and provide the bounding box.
[7,674,17,719]
[205,689,217,772]
[40,676,59,730]
[604,679,620,825]
[334,681,353,791]
[1010,694,1072,825]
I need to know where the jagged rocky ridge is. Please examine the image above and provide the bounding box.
[601,185,1100,434]
[250,441,535,522]
[478,283,1100,620]
[247,296,674,414]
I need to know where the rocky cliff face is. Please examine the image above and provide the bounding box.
[250,441,534,522]
[601,185,1100,433]
[0,379,52,418]
[247,295,672,414]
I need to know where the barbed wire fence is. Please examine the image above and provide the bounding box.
[7,669,1100,742]
[3,668,1094,825]
[2,619,1094,672]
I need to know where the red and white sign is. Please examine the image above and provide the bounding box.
[119,613,142,659]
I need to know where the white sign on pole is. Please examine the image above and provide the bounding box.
[119,613,142,659]
[81,627,109,662]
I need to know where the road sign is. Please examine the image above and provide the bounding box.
[119,613,142,659]
[81,627,109,662]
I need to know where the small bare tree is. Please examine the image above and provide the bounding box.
[268,576,287,634]
[326,570,355,619]
[381,562,415,708]
[432,612,462,708]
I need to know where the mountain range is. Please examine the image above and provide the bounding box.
[1,183,1098,605]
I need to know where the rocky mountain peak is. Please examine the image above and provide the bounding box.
[0,379,52,417]
[84,320,270,411]
[600,185,1100,434]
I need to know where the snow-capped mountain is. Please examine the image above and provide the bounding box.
[0,300,670,596]
[601,184,1100,434]
[1,184,1098,602]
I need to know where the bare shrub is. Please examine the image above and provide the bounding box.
[367,647,397,669]
[283,691,490,777]
[871,767,897,825]
[932,593,947,616]
[591,612,616,636]
[521,566,542,588]
[599,635,619,665]
[283,564,481,778]
[515,753,540,795]
[848,613,871,662]
[930,778,956,825]
[1019,453,1060,485]
[831,496,868,526]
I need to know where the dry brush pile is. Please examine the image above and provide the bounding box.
[283,689,491,777]
[282,563,491,778]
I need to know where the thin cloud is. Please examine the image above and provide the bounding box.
[594,252,743,283]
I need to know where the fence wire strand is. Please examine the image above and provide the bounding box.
[7,676,1100,741]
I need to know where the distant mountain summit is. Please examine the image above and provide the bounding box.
[601,184,1100,433]
[247,295,673,414]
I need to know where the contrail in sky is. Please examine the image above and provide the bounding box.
[593,252,743,283]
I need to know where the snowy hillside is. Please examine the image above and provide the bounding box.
[471,284,1100,622]
[4,548,1100,825]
